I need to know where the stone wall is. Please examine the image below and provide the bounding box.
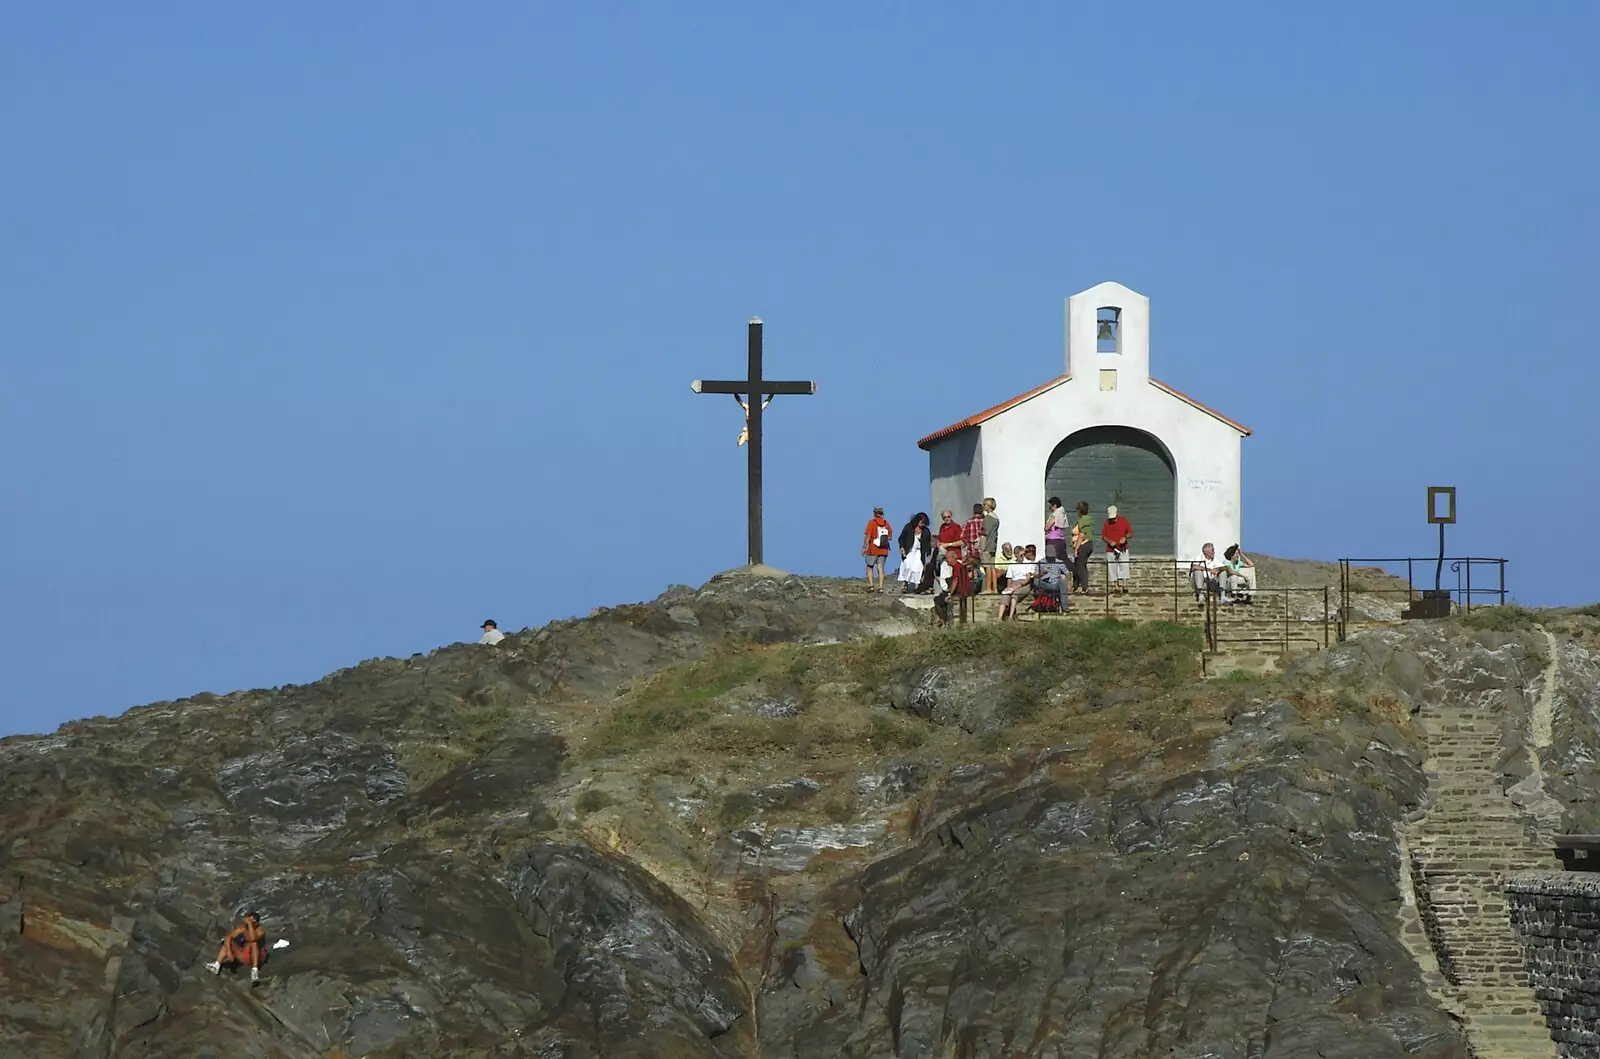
[1507,871,1600,1056]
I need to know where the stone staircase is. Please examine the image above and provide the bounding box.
[1402,700,1562,1056]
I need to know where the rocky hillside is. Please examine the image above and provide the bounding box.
[3,569,1598,1058]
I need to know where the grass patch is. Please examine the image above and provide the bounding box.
[718,791,757,827]
[1220,668,1262,683]
[586,618,1204,757]
[976,730,1008,754]
[1458,604,1541,632]
[454,703,516,754]
[867,712,926,753]
[820,796,856,824]
[394,741,472,790]
[593,650,768,751]
[574,789,613,815]
[856,620,1202,723]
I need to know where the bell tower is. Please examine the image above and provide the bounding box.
[1065,282,1151,390]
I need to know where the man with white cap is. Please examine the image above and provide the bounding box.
[1101,505,1133,595]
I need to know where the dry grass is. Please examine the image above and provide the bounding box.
[582,620,1203,758]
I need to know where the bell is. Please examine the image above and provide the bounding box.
[1097,320,1115,341]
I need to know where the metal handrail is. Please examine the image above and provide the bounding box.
[1338,556,1509,632]
[954,557,1337,653]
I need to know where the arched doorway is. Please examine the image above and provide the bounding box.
[1044,426,1176,555]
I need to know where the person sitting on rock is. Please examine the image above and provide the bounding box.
[205,911,266,983]
[479,619,506,645]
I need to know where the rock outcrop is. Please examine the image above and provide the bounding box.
[2,571,1596,1058]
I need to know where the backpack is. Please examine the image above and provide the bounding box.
[1030,593,1062,614]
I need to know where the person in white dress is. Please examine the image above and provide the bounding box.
[897,513,930,592]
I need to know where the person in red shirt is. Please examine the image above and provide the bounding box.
[862,507,894,593]
[937,510,964,558]
[952,552,976,623]
[1101,504,1133,595]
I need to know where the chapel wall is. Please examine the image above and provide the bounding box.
[928,430,984,520]
[975,379,1241,559]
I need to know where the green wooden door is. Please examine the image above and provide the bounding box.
[1044,427,1176,555]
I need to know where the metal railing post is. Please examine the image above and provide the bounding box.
[1499,560,1506,606]
[1323,586,1330,647]
[1283,587,1289,654]
[1465,560,1473,612]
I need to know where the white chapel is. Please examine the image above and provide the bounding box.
[919,281,1250,559]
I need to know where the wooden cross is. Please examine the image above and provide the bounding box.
[691,318,816,566]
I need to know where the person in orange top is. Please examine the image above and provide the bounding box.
[205,911,267,983]
[862,507,894,593]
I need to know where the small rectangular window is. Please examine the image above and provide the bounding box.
[1099,369,1117,391]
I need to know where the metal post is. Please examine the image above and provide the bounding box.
[1465,560,1472,613]
[1338,559,1347,622]
[746,319,762,566]
[1434,522,1445,594]
[1283,588,1289,653]
[1499,560,1506,606]
[1323,586,1330,648]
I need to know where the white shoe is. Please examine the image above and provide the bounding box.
[250,967,260,983]
[205,962,221,974]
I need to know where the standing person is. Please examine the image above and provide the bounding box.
[862,507,893,592]
[980,498,1000,594]
[1071,501,1096,594]
[897,513,930,593]
[1044,498,1068,563]
[961,504,985,578]
[1101,505,1133,595]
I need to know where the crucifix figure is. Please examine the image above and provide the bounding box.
[691,317,816,566]
[734,394,771,447]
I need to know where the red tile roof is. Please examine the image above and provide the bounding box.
[1147,379,1253,436]
[916,374,1251,450]
[916,375,1071,449]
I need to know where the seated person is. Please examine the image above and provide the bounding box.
[930,548,952,626]
[1189,542,1228,605]
[998,545,1038,620]
[993,543,1015,592]
[1222,545,1256,603]
[1035,555,1071,608]
[206,911,266,983]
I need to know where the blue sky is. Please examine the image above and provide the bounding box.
[3,3,1596,736]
